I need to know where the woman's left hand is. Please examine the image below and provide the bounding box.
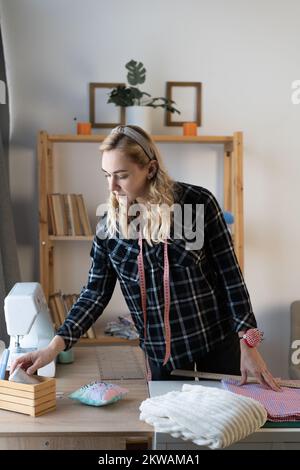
[239,342,281,391]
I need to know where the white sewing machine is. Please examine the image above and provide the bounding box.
[4,282,56,377]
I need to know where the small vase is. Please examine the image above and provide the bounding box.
[125,105,153,134]
[58,349,74,364]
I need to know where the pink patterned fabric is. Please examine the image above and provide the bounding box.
[222,380,300,422]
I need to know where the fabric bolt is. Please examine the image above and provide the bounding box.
[139,384,267,449]
[222,380,300,422]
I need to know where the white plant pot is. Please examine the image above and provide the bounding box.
[125,106,153,134]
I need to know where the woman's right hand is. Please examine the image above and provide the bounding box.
[10,347,57,375]
[10,335,66,376]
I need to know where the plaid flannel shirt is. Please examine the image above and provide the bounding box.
[57,182,257,369]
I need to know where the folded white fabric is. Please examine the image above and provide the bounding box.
[9,366,40,384]
[140,384,267,449]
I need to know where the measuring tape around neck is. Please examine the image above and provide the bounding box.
[137,235,171,368]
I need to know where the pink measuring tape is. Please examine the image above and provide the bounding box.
[137,235,171,379]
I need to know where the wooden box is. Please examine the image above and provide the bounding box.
[0,375,56,417]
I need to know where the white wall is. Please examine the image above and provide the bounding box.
[1,0,300,376]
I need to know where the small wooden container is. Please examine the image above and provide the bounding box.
[0,374,56,417]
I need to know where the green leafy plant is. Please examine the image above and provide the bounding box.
[107,60,180,114]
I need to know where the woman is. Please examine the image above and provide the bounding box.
[11,125,280,390]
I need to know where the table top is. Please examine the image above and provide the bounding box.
[0,346,152,436]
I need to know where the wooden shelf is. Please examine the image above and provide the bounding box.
[73,314,139,347]
[79,336,139,346]
[48,134,233,144]
[49,235,94,241]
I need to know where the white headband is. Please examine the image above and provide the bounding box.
[111,125,156,160]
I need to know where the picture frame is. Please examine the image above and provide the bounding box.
[89,83,126,128]
[165,81,202,127]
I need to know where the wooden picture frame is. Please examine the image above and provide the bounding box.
[89,83,126,128]
[165,81,202,127]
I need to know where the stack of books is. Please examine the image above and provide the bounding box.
[47,193,93,236]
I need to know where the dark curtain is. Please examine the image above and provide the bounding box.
[0,24,20,345]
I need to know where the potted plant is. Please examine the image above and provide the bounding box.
[107,60,180,132]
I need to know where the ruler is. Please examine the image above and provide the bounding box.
[170,369,300,389]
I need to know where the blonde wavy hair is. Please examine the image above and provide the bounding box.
[99,125,175,245]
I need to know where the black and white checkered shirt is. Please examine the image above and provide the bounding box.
[57,182,257,369]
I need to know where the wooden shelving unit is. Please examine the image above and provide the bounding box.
[38,131,244,345]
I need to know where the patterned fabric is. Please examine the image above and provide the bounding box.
[222,380,300,422]
[57,181,257,369]
[139,384,267,449]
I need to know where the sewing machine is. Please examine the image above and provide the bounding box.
[4,282,56,377]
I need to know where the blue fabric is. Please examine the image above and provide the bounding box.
[223,211,234,225]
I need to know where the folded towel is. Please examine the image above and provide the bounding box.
[140,384,267,449]
[222,380,300,422]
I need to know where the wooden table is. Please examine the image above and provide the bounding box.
[0,346,152,450]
